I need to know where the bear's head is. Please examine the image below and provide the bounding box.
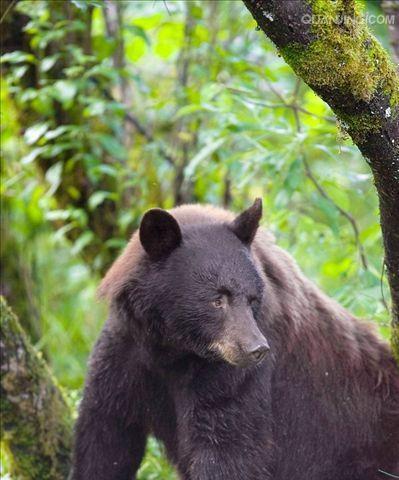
[138,199,269,368]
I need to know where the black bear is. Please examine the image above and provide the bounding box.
[72,200,399,480]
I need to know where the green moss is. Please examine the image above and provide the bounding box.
[1,297,72,480]
[336,112,381,143]
[281,0,399,106]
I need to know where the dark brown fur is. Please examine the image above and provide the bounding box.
[73,204,399,480]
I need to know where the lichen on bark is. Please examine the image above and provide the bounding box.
[0,297,72,479]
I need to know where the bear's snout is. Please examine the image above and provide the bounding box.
[212,307,270,368]
[245,341,270,364]
[234,335,270,367]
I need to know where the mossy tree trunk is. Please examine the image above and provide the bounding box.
[242,0,399,364]
[0,297,72,479]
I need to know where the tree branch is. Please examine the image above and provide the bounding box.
[0,297,72,479]
[227,87,336,123]
[97,83,176,167]
[290,79,369,271]
[242,0,399,363]
[302,153,369,271]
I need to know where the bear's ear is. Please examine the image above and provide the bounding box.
[139,209,182,260]
[230,198,262,245]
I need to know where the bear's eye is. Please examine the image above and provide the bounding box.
[212,297,226,309]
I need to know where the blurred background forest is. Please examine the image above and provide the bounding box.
[1,0,396,478]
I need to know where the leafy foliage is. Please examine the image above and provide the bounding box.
[0,0,393,478]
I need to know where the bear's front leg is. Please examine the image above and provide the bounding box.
[177,407,275,480]
[72,327,149,480]
[72,407,146,480]
[188,450,239,480]
[185,446,274,480]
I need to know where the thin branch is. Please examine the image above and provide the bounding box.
[223,170,232,208]
[124,111,176,167]
[292,76,302,98]
[263,78,337,123]
[227,87,336,123]
[294,104,335,123]
[0,0,17,24]
[302,154,369,271]
[162,1,171,16]
[93,80,176,166]
[291,81,369,271]
[262,76,287,104]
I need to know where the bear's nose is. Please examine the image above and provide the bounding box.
[249,344,269,363]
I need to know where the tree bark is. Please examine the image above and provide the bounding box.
[0,297,72,479]
[242,0,399,364]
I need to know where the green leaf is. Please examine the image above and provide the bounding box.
[322,257,353,278]
[316,196,340,236]
[85,63,119,82]
[105,238,126,249]
[184,138,226,178]
[71,231,95,255]
[97,134,126,160]
[174,104,207,120]
[21,147,46,164]
[125,36,147,63]
[12,65,29,79]
[125,24,151,45]
[45,162,63,196]
[53,222,76,242]
[314,144,337,161]
[42,143,76,158]
[1,51,36,64]
[94,164,118,177]
[44,126,70,141]
[83,101,106,117]
[154,22,184,59]
[283,158,302,192]
[19,89,38,103]
[200,83,224,103]
[24,123,49,145]
[133,13,163,30]
[45,209,71,221]
[71,0,103,9]
[35,30,66,50]
[92,35,116,60]
[88,191,115,210]
[52,80,77,104]
[40,55,59,72]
